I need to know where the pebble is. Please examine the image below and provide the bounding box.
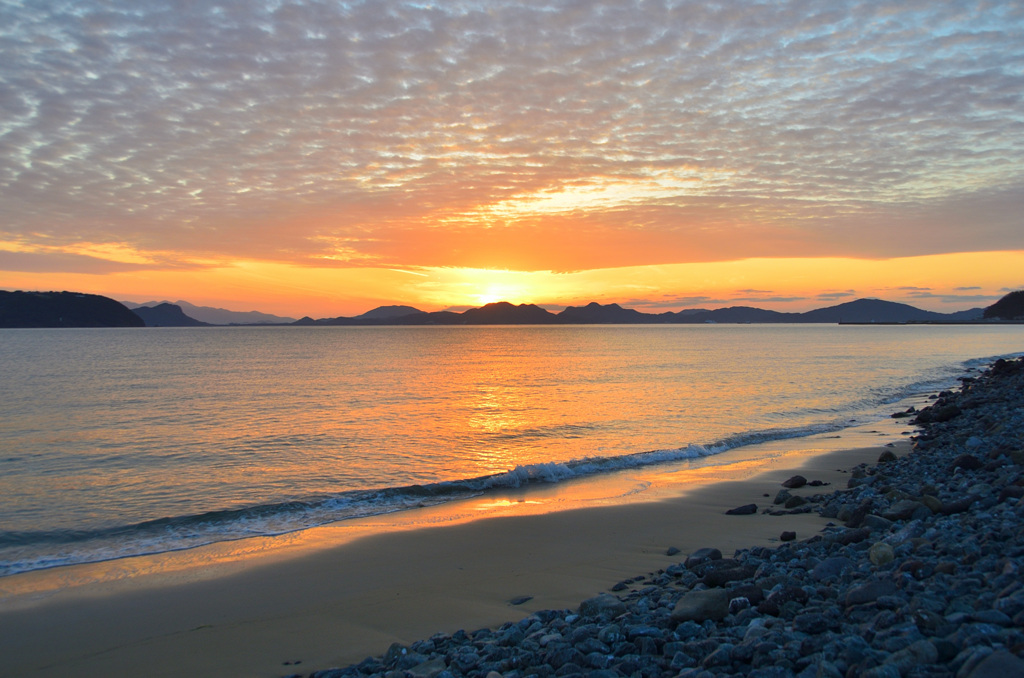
[304,357,1024,678]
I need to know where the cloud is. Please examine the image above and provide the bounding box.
[816,291,857,301]
[0,249,152,274]
[1,0,1023,272]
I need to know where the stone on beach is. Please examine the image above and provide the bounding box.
[578,593,625,620]
[684,547,722,568]
[670,588,730,622]
[314,356,1024,678]
[724,503,758,515]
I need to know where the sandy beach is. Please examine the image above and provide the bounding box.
[0,420,914,678]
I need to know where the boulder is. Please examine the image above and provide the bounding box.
[579,593,626,619]
[869,542,895,566]
[671,589,730,622]
[684,547,722,568]
[781,475,807,489]
[725,503,758,515]
[963,650,1024,678]
[882,499,927,521]
[702,564,756,587]
[949,454,984,472]
[408,658,448,678]
[845,580,897,607]
[757,586,809,615]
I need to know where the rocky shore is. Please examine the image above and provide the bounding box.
[303,357,1024,678]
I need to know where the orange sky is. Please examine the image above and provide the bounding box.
[2,1,1022,319]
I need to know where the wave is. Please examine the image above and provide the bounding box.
[6,352,1014,577]
[0,419,856,577]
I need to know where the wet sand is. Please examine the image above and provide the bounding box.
[0,426,913,678]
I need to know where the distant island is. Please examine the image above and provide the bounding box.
[296,296,1013,326]
[0,291,145,328]
[2,290,1022,329]
[122,300,297,325]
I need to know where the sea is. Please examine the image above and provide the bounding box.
[1,324,1021,579]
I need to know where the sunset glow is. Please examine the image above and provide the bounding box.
[1,1,1022,318]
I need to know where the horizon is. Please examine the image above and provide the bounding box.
[114,292,998,322]
[2,2,1023,317]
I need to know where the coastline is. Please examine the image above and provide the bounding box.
[0,421,915,678]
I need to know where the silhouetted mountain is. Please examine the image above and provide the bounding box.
[124,300,295,324]
[673,306,799,323]
[296,297,994,326]
[460,302,558,324]
[133,303,209,327]
[0,290,145,328]
[558,302,671,323]
[799,298,960,324]
[355,305,425,320]
[984,290,1024,320]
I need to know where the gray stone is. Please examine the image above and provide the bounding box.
[408,658,448,678]
[812,557,854,582]
[684,547,722,568]
[845,580,898,607]
[882,499,926,521]
[869,542,895,566]
[782,475,808,488]
[726,503,758,515]
[671,588,730,622]
[963,650,1024,678]
[578,593,625,619]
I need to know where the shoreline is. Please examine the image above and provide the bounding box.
[0,420,915,678]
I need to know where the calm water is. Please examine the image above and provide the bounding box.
[1,324,1021,576]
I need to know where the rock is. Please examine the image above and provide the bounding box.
[508,595,532,605]
[671,588,730,622]
[916,403,961,423]
[757,586,809,615]
[812,557,854,582]
[684,547,722,568]
[941,496,977,514]
[861,514,894,531]
[408,658,448,678]
[830,527,870,545]
[781,475,807,488]
[725,503,758,515]
[878,449,898,462]
[882,499,926,521]
[963,650,1024,678]
[384,643,410,666]
[666,546,681,556]
[784,495,807,509]
[578,593,626,619]
[869,542,895,566]
[949,453,983,472]
[780,531,796,542]
[774,489,792,505]
[845,580,898,607]
[702,563,756,587]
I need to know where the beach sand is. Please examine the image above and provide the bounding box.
[0,424,915,678]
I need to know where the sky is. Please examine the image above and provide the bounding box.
[1,0,1023,318]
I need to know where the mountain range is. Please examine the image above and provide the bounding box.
[298,297,991,326]
[3,291,1022,328]
[123,300,297,325]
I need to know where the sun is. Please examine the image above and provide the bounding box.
[474,282,526,306]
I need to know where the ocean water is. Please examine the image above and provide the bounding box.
[0,324,1021,577]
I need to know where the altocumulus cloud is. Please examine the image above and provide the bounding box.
[1,0,1023,271]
